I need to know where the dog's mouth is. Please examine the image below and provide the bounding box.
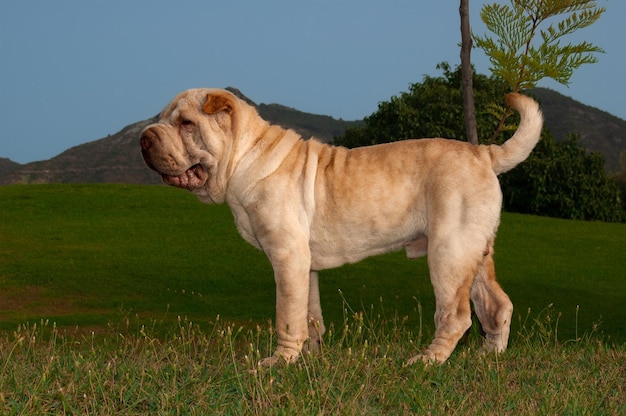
[161,164,209,191]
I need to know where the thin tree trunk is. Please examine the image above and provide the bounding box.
[460,0,478,145]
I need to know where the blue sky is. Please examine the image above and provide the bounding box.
[1,0,623,164]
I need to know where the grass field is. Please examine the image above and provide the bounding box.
[1,184,624,341]
[0,312,624,414]
[0,184,625,413]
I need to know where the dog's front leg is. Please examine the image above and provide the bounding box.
[260,243,312,366]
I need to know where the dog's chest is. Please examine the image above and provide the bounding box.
[228,203,263,250]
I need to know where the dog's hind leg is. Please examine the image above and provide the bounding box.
[407,237,478,364]
[470,242,513,353]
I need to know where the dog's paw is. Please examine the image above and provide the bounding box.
[480,333,508,354]
[404,350,447,366]
[258,348,300,367]
[404,354,432,367]
[258,355,285,367]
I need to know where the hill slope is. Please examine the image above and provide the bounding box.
[531,88,625,172]
[0,158,21,178]
[1,87,624,184]
[0,88,361,185]
[0,117,162,185]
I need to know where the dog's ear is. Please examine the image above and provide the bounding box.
[203,93,233,115]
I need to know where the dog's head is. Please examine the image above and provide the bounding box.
[140,88,254,203]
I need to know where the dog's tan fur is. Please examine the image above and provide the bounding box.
[140,89,543,364]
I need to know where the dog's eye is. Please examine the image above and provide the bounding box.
[180,119,193,126]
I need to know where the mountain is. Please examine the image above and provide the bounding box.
[0,88,362,185]
[1,87,624,185]
[0,117,161,185]
[530,88,625,172]
[0,158,21,177]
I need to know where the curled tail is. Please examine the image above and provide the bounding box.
[489,93,543,175]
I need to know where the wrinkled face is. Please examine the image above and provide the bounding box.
[139,88,236,202]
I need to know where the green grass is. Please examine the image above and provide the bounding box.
[1,184,625,413]
[0,310,624,414]
[1,183,625,341]
[0,184,275,329]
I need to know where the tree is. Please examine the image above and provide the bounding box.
[335,64,507,149]
[612,150,626,215]
[501,133,623,222]
[473,0,605,140]
[334,1,620,221]
[333,65,623,222]
[459,0,478,145]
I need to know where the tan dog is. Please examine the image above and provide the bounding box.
[140,89,543,364]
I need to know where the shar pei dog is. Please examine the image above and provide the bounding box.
[140,89,542,365]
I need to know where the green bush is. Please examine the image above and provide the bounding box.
[501,133,623,222]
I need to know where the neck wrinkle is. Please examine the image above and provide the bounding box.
[225,125,301,203]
